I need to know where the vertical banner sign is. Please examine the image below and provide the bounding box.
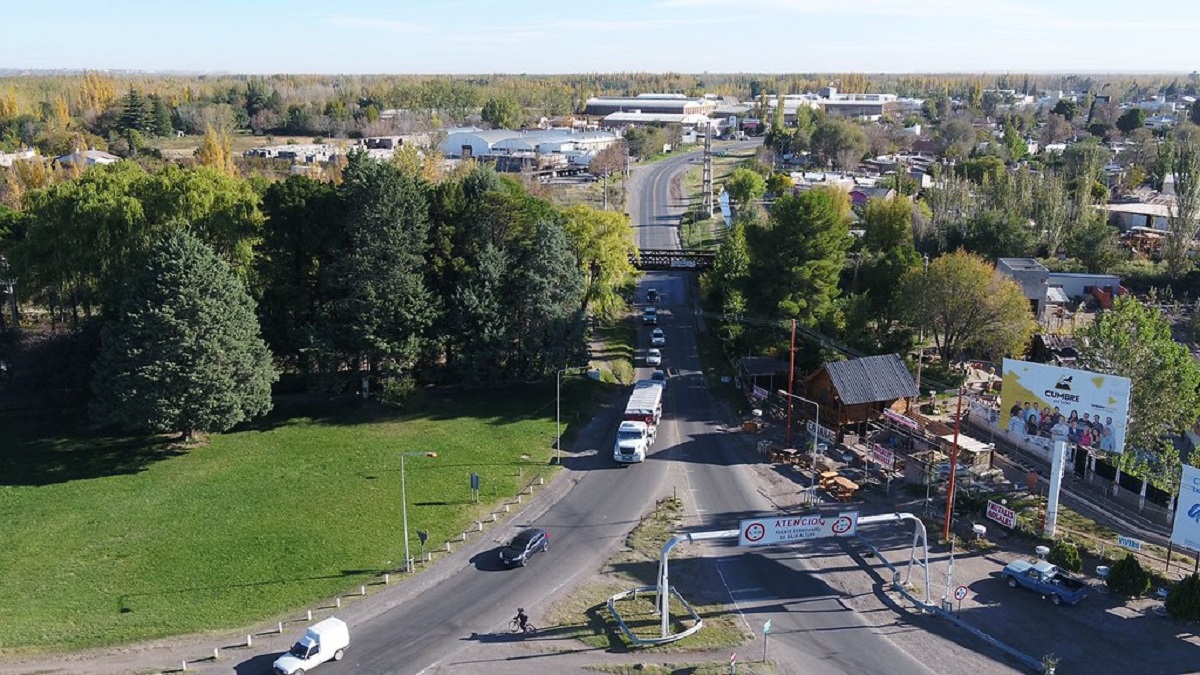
[1171,464,1200,552]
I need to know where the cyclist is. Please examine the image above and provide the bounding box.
[515,607,529,632]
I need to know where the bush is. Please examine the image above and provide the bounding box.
[1166,574,1200,621]
[1106,553,1151,596]
[610,360,635,386]
[1047,541,1082,573]
[378,374,417,409]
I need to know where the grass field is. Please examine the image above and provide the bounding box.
[0,380,606,653]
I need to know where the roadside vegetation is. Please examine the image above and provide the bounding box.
[546,497,749,652]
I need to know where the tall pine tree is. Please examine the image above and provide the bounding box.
[91,229,277,441]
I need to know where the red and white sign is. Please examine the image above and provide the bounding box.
[738,512,859,547]
[986,500,1017,528]
[884,409,919,430]
[871,443,895,470]
[954,585,968,601]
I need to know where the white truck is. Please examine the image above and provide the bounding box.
[273,617,349,675]
[614,380,664,464]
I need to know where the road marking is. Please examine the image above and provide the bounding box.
[714,558,753,633]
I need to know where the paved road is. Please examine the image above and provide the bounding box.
[318,142,929,675]
[629,142,933,674]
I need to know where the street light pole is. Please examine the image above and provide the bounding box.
[401,451,437,573]
[779,389,821,488]
[915,254,929,395]
[556,366,588,465]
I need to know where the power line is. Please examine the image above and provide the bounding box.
[695,308,958,392]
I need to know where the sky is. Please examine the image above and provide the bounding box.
[3,0,1198,74]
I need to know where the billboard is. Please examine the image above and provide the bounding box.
[1173,465,1200,552]
[738,512,858,547]
[1000,359,1131,455]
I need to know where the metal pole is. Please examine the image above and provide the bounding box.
[786,320,796,445]
[943,390,964,541]
[813,401,820,489]
[401,453,411,573]
[915,254,929,394]
[556,368,563,464]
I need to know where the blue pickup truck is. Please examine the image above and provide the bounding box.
[1002,560,1090,606]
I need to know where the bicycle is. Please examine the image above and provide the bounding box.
[509,617,537,633]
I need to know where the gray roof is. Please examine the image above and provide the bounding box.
[824,354,918,405]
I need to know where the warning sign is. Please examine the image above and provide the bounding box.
[738,512,859,547]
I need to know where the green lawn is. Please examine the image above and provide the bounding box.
[0,380,604,653]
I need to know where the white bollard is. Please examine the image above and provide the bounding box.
[247,634,253,647]
[278,622,284,634]
[335,597,341,608]
[516,494,522,503]
[504,504,510,512]
[460,532,467,542]
[384,573,390,585]
[360,585,367,596]
[476,522,483,532]
[307,609,312,621]
[213,647,219,660]
[538,477,544,485]
[490,513,498,522]
[426,552,432,562]
[445,542,452,552]
[182,660,188,671]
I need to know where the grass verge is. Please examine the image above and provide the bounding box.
[545,498,749,652]
[592,313,637,385]
[0,379,609,653]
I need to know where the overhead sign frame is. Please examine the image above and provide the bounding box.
[739,512,859,547]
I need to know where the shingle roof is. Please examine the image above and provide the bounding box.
[824,354,918,405]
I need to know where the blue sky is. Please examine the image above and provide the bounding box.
[3,0,1198,74]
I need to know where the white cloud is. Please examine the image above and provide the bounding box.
[654,0,1048,21]
[325,15,431,34]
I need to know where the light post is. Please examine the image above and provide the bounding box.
[401,451,437,573]
[556,366,588,464]
[778,389,822,488]
[914,254,929,395]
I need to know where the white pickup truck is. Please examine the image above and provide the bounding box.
[273,617,349,675]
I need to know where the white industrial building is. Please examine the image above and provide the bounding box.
[440,128,619,167]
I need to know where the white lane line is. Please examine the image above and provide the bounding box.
[714,559,753,634]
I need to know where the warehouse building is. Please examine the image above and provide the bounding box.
[584,93,718,117]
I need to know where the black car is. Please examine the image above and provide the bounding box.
[647,288,659,304]
[499,528,549,567]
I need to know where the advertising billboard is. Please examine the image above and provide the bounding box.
[1000,359,1131,455]
[1172,464,1200,552]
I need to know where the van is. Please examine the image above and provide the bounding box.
[273,617,350,675]
[642,307,658,325]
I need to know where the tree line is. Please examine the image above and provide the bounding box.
[0,155,638,438]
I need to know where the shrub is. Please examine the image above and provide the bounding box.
[1166,574,1200,621]
[378,374,417,409]
[1106,553,1151,596]
[1047,541,1082,573]
[610,360,635,386]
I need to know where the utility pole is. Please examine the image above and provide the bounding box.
[702,130,714,217]
[942,389,964,541]
[914,254,929,396]
[786,319,796,445]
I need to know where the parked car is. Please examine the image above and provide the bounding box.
[1002,560,1090,606]
[500,528,549,567]
[647,288,660,303]
[646,348,662,366]
[273,618,349,675]
[651,328,666,346]
[642,307,658,325]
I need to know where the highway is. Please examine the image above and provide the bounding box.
[316,142,932,675]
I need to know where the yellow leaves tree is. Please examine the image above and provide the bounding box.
[78,71,117,113]
[0,89,18,118]
[195,124,236,175]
